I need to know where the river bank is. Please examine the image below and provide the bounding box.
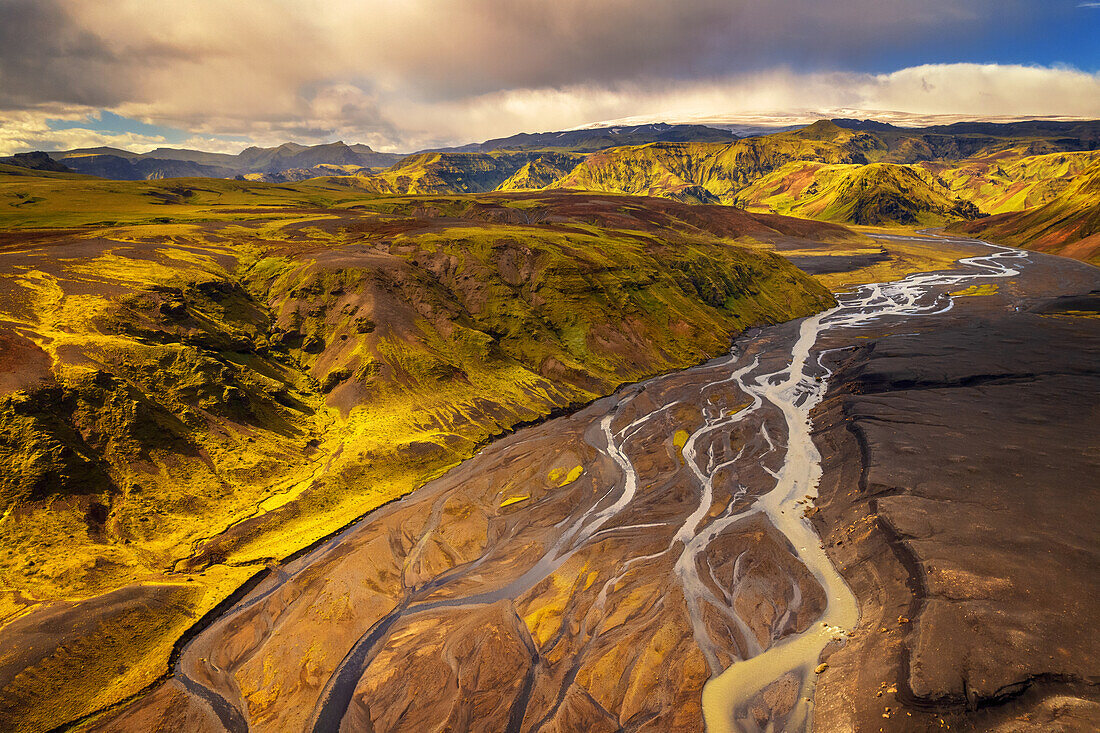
[809,241,1100,731]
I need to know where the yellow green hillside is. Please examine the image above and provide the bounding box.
[735,162,980,226]
[926,148,1100,214]
[952,161,1100,265]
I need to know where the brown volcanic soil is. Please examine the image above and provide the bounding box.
[0,332,53,394]
[810,251,1100,731]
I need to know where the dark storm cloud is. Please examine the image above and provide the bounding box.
[0,0,1032,108]
[0,0,205,110]
[362,0,1031,99]
[0,0,127,108]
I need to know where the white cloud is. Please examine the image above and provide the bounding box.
[4,63,1098,155]
[865,64,1100,117]
[373,64,1100,149]
[0,109,175,156]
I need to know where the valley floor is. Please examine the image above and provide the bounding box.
[73,234,1100,732]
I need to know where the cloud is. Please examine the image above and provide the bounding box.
[370,64,1100,149]
[862,64,1100,116]
[0,109,174,156]
[5,63,1099,156]
[0,1,1093,153]
[2,1,991,109]
[0,1,128,109]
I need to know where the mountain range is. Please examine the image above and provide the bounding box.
[3,118,1099,262]
[3,123,740,183]
[20,141,402,182]
[336,118,1100,261]
[426,121,739,153]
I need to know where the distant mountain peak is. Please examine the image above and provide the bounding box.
[46,140,403,181]
[57,146,137,158]
[790,119,847,140]
[831,118,901,132]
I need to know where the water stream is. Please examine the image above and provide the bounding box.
[158,237,1027,733]
[699,238,1027,731]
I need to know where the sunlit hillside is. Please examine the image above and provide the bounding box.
[952,161,1100,264]
[735,161,980,225]
[311,120,1100,258]
[0,170,853,728]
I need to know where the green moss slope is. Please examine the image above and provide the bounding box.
[950,162,1100,264]
[736,162,982,226]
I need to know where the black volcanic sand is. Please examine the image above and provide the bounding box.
[811,251,1100,731]
[783,251,891,276]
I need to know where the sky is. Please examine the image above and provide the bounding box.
[1,0,1099,156]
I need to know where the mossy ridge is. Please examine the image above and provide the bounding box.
[927,148,1100,215]
[0,247,325,601]
[950,161,1100,265]
[0,225,332,730]
[0,184,839,731]
[735,161,982,226]
[187,219,835,568]
[496,155,582,191]
[347,151,584,196]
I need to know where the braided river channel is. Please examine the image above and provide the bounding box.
[101,237,1027,732]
